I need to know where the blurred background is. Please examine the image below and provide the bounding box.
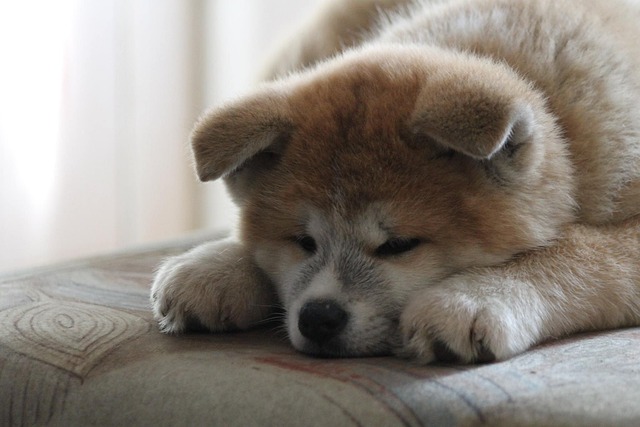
[0,0,321,273]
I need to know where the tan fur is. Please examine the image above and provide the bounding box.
[152,0,640,363]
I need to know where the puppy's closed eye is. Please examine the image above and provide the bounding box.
[292,235,317,254]
[375,238,422,257]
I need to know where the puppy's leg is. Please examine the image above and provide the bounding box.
[150,238,278,333]
[400,217,640,364]
[261,0,411,80]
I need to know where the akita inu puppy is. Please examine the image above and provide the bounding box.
[151,0,640,363]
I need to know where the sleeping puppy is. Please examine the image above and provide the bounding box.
[151,0,640,363]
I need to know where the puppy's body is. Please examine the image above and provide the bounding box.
[151,0,640,363]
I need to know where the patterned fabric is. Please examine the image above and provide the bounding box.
[1,235,639,426]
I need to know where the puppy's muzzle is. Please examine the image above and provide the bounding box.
[298,299,348,343]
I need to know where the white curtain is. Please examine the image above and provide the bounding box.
[0,0,320,272]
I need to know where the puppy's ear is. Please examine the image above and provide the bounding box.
[190,89,292,181]
[409,79,535,161]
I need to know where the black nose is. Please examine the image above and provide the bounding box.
[298,299,348,343]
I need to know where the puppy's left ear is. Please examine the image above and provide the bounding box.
[408,80,535,161]
[190,88,292,181]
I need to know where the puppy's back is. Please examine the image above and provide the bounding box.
[380,0,640,223]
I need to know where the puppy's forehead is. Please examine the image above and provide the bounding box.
[289,62,420,143]
[282,65,430,208]
[307,201,390,241]
[242,58,481,242]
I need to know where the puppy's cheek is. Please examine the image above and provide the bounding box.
[254,245,305,305]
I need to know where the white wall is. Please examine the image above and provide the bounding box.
[0,0,321,273]
[0,1,202,272]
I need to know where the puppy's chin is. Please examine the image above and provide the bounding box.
[294,338,395,359]
[288,321,399,358]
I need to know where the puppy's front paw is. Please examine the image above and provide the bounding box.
[399,275,543,364]
[150,240,277,334]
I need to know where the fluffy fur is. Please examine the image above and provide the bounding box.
[151,0,640,363]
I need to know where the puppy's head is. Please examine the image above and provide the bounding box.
[191,45,575,357]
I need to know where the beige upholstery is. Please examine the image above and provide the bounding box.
[1,235,639,426]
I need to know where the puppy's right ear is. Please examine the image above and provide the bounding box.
[190,89,292,181]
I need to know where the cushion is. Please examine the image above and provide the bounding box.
[1,234,639,426]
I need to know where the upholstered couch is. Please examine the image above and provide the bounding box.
[2,234,639,426]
